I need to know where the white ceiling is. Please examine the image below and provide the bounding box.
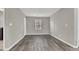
[20,8,60,17]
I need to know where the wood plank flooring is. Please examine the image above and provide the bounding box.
[0,40,3,51]
[10,35,79,51]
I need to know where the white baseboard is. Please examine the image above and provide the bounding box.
[3,35,25,51]
[26,33,50,35]
[50,34,78,48]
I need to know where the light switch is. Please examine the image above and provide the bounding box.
[65,24,68,27]
[9,23,13,27]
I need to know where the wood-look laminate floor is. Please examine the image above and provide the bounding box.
[10,35,79,51]
[0,40,3,51]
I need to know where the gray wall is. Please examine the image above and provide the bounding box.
[50,8,77,46]
[5,8,25,50]
[0,12,3,28]
[26,17,50,34]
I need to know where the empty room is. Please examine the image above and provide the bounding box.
[3,8,79,51]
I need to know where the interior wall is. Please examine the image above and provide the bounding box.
[4,8,25,50]
[0,12,3,28]
[26,16,50,35]
[0,11,3,41]
[50,8,77,47]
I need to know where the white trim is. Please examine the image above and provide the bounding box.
[50,34,78,48]
[3,9,5,50]
[74,8,79,47]
[26,33,50,35]
[24,17,26,35]
[77,8,79,47]
[3,35,25,51]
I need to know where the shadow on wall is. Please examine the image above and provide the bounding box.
[0,28,3,40]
